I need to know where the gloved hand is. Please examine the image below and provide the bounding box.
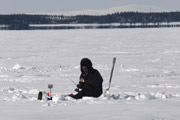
[77,82,85,89]
[77,84,81,88]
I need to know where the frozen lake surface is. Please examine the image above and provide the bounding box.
[0,28,180,120]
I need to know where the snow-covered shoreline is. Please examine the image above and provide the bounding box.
[1,22,180,30]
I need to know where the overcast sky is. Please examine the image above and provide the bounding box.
[0,0,180,14]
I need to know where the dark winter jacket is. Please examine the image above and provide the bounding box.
[72,58,103,99]
[79,68,103,97]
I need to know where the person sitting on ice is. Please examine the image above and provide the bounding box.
[70,58,103,99]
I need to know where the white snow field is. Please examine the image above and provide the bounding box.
[0,28,180,120]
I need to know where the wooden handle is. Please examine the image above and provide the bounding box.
[109,57,116,84]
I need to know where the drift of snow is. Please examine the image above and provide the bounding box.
[0,28,180,120]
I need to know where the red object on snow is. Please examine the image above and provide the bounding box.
[46,92,50,96]
[69,93,74,97]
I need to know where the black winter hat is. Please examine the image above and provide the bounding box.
[80,58,93,69]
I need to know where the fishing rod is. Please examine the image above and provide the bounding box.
[66,76,80,92]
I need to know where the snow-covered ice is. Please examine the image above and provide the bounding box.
[0,28,180,120]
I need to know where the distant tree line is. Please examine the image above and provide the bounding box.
[0,12,180,29]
